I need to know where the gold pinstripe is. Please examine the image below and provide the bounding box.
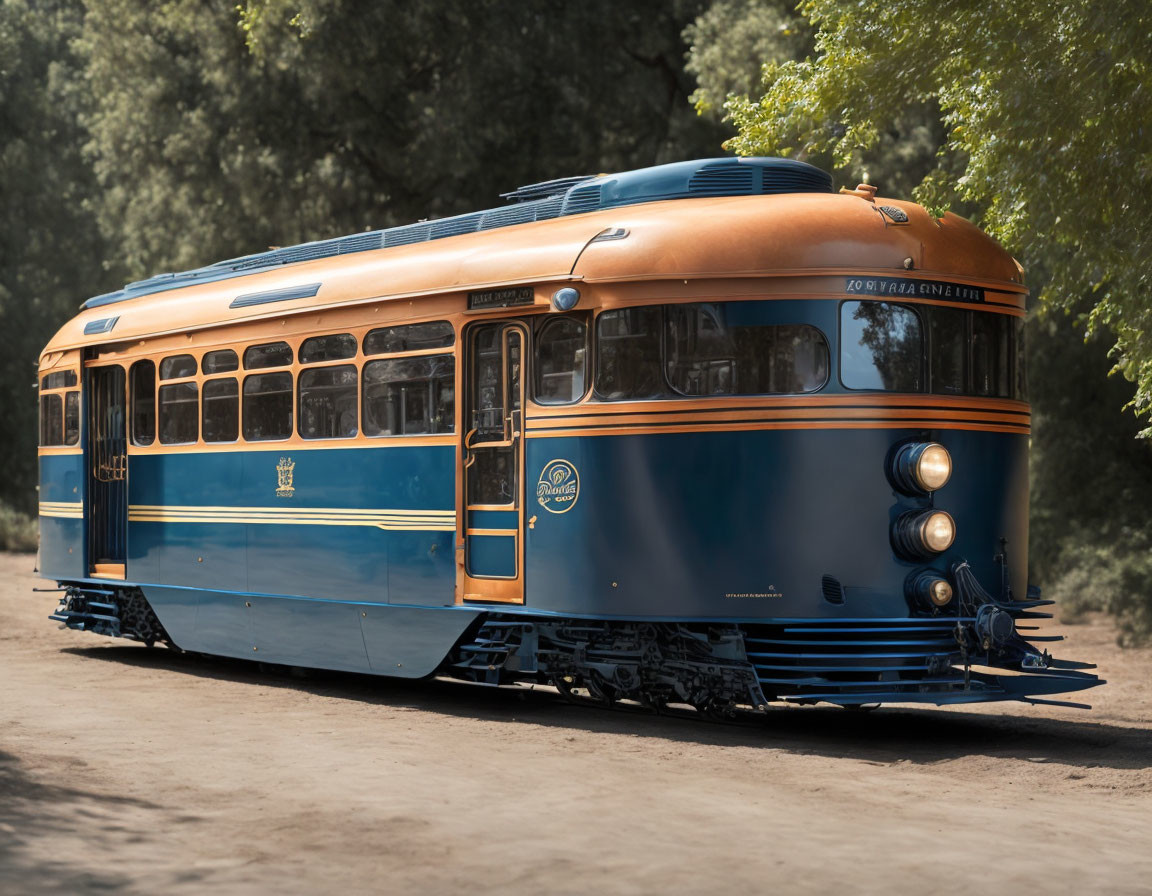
[127,504,456,531]
[39,502,83,519]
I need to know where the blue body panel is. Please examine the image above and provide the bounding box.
[127,445,455,603]
[521,427,1027,620]
[140,585,480,677]
[38,453,85,579]
[40,427,1027,670]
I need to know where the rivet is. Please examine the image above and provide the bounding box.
[397,663,403,668]
[253,646,258,651]
[197,556,203,562]
[245,601,251,607]
[903,257,914,270]
[612,582,618,588]
[361,611,366,617]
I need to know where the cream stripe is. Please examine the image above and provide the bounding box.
[129,504,453,517]
[126,504,456,531]
[39,502,83,519]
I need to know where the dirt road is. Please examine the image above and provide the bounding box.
[2,552,1150,895]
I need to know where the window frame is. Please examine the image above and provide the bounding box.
[201,376,240,444]
[532,314,591,406]
[362,352,456,438]
[242,370,294,442]
[157,381,200,445]
[837,299,926,393]
[129,359,157,447]
[298,363,360,440]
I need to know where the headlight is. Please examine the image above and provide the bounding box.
[907,570,954,610]
[890,442,952,494]
[892,509,956,559]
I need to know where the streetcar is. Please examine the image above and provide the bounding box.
[38,156,1101,711]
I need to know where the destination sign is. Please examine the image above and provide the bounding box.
[467,286,536,310]
[844,276,984,303]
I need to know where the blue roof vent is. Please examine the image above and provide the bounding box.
[82,157,832,310]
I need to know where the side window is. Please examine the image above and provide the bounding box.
[595,307,668,400]
[64,392,80,445]
[202,349,239,374]
[364,321,454,354]
[363,355,455,436]
[41,370,77,390]
[665,304,828,395]
[243,372,292,441]
[840,301,923,392]
[244,341,293,369]
[130,360,156,446]
[971,312,1011,398]
[39,394,63,446]
[1013,318,1027,401]
[300,333,356,363]
[160,354,197,379]
[202,378,239,442]
[929,307,966,395]
[158,382,199,444]
[298,365,358,439]
[535,317,587,404]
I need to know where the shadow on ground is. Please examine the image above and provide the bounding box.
[62,642,1151,772]
[0,749,169,895]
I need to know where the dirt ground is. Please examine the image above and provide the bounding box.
[2,552,1151,895]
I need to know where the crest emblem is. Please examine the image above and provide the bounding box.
[536,459,580,514]
[276,457,295,498]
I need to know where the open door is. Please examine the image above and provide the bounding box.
[461,321,527,603]
[87,364,127,579]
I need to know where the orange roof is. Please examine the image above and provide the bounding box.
[42,191,1024,357]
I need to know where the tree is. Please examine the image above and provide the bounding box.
[0,0,112,512]
[724,0,1152,429]
[684,0,946,198]
[82,0,729,280]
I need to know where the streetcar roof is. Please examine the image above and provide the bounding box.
[42,158,1025,357]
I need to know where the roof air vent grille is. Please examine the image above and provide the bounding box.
[689,164,757,196]
[562,185,604,215]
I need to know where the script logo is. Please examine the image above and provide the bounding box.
[536,459,580,514]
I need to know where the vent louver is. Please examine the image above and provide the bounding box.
[821,575,846,605]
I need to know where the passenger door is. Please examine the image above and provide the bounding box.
[86,364,128,578]
[460,321,527,603]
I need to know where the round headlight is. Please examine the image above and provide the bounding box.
[890,441,952,494]
[915,443,952,491]
[906,570,954,610]
[892,509,956,559]
[920,510,956,553]
[928,578,953,607]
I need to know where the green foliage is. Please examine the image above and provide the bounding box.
[1027,304,1152,643]
[0,0,113,512]
[685,0,946,198]
[683,0,811,117]
[82,0,728,280]
[725,0,1152,433]
[0,502,38,553]
[1047,545,1152,647]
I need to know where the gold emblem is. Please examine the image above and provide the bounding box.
[276,457,295,498]
[536,459,579,513]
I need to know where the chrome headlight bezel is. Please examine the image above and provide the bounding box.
[906,569,955,610]
[892,509,956,560]
[890,441,952,494]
